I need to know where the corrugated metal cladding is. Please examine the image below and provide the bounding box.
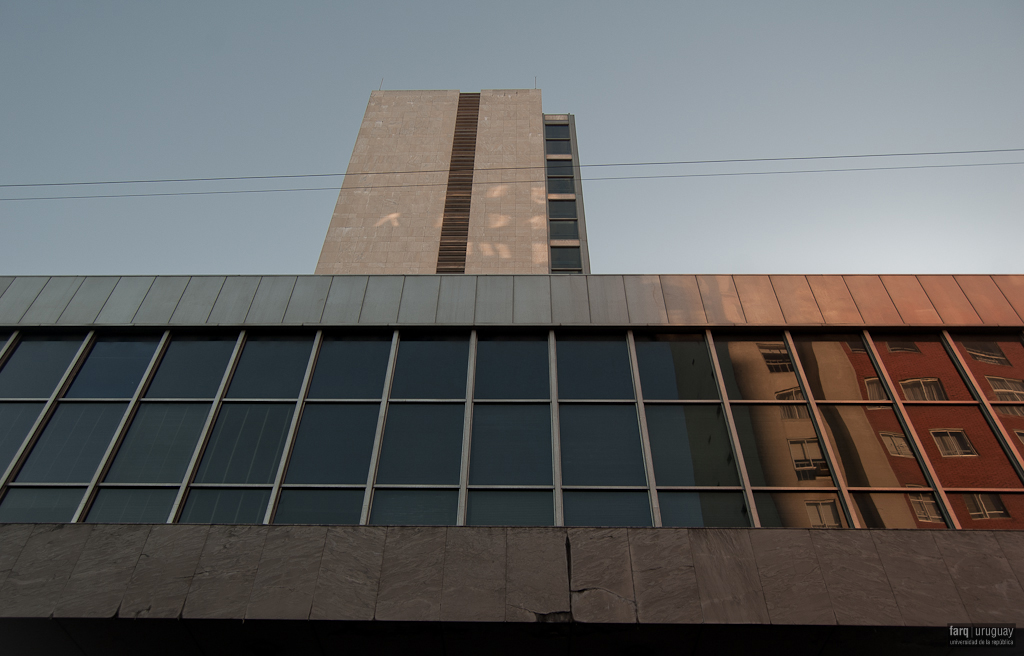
[1,274,1023,327]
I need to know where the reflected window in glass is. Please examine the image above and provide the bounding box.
[755,492,848,528]
[792,334,886,401]
[906,405,1021,488]
[815,404,928,488]
[226,337,313,399]
[873,334,972,401]
[715,336,798,400]
[732,405,838,488]
[0,336,83,399]
[850,492,946,529]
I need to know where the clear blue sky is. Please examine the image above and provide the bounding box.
[1,2,1021,275]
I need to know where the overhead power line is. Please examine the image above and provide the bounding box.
[1,147,1022,189]
[1,160,1022,202]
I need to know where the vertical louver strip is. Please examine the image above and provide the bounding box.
[436,93,481,274]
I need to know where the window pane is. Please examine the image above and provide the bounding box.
[369,489,457,525]
[715,335,799,400]
[560,405,646,486]
[467,491,553,526]
[180,489,270,524]
[470,404,551,485]
[904,405,1022,488]
[66,338,158,398]
[308,336,391,399]
[816,405,928,487]
[274,489,364,525]
[635,334,718,400]
[86,488,176,523]
[646,405,738,486]
[475,336,548,399]
[0,487,84,523]
[145,337,236,398]
[545,124,570,139]
[754,492,848,528]
[557,335,633,400]
[285,404,378,484]
[227,337,313,399]
[732,405,840,487]
[545,140,572,155]
[548,200,577,218]
[0,336,82,398]
[375,404,463,485]
[871,334,972,401]
[546,160,574,177]
[194,404,293,484]
[17,403,127,483]
[550,247,582,270]
[661,491,750,527]
[0,403,44,473]
[952,335,1024,404]
[792,334,887,401]
[390,335,468,399]
[563,491,651,527]
[546,178,575,194]
[949,493,1024,529]
[105,403,210,483]
[851,492,947,529]
[549,220,579,240]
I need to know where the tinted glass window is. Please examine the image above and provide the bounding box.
[467,491,553,526]
[660,491,750,527]
[549,220,579,240]
[793,334,886,401]
[546,178,575,194]
[851,492,947,529]
[551,247,582,270]
[390,336,468,399]
[557,336,633,399]
[0,487,84,523]
[545,140,572,155]
[560,405,646,486]
[285,404,378,484]
[546,160,574,177]
[635,334,718,400]
[146,337,236,398]
[816,405,927,488]
[871,334,972,401]
[470,404,551,485]
[755,492,848,528]
[227,337,312,399]
[949,492,1024,529]
[952,335,1024,404]
[0,336,82,398]
[308,337,391,399]
[545,124,570,139]
[66,338,158,398]
[180,489,271,524]
[376,404,463,485]
[715,335,799,400]
[86,488,176,523]
[104,403,210,483]
[274,489,364,525]
[475,336,548,399]
[193,404,293,484]
[369,489,458,525]
[17,403,127,483]
[646,405,738,486]
[563,491,652,527]
[548,200,577,218]
[0,403,44,473]
[732,404,840,488]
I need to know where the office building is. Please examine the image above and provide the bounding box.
[0,90,1022,653]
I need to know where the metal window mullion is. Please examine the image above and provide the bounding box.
[263,330,323,525]
[456,330,477,526]
[167,331,246,523]
[549,330,563,526]
[0,331,95,493]
[940,329,1024,484]
[71,330,172,522]
[626,330,661,527]
[783,330,860,529]
[705,330,761,527]
[0,331,18,370]
[360,330,400,525]
[862,329,961,529]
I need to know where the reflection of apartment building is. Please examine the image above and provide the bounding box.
[1,90,1024,651]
